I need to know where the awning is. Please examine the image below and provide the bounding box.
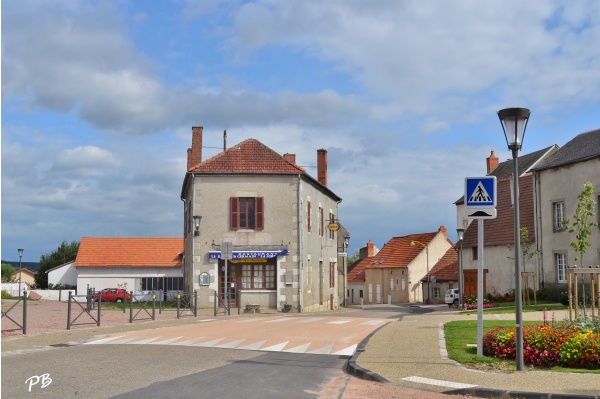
[209,248,288,260]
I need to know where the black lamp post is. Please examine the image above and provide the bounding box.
[498,107,531,371]
[343,235,350,307]
[18,248,24,295]
[456,228,465,309]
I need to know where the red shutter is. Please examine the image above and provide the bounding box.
[319,207,324,236]
[230,197,239,230]
[255,197,264,230]
[307,201,311,232]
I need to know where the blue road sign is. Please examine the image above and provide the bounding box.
[465,176,497,219]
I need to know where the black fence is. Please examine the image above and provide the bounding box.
[1,291,28,335]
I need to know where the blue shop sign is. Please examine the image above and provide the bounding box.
[209,248,288,259]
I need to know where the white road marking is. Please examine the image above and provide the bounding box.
[284,343,312,353]
[85,336,125,345]
[238,340,268,350]
[152,336,184,345]
[215,339,246,349]
[261,342,289,351]
[298,317,326,323]
[361,320,385,326]
[402,376,478,389]
[328,320,351,324]
[332,344,357,356]
[170,337,204,346]
[130,337,163,345]
[194,338,224,347]
[308,344,334,355]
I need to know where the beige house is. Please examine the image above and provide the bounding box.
[346,240,379,305]
[363,227,452,304]
[457,147,557,297]
[181,127,342,312]
[532,129,600,289]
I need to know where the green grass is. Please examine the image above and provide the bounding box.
[444,320,600,374]
[459,303,567,315]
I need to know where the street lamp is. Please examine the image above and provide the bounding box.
[410,240,429,304]
[456,228,465,309]
[343,235,350,307]
[498,107,531,371]
[18,248,24,295]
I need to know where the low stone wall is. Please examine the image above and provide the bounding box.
[30,289,75,301]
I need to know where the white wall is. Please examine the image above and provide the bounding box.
[48,262,77,287]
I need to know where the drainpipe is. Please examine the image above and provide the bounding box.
[534,171,544,288]
[297,174,303,313]
[181,196,187,289]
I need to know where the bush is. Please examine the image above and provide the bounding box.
[1,290,11,298]
[536,288,568,305]
[483,323,600,369]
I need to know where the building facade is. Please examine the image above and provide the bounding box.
[181,127,342,312]
[532,129,600,290]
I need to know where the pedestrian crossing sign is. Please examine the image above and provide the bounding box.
[465,176,497,219]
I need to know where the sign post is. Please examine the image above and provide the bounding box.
[221,241,232,315]
[465,176,497,358]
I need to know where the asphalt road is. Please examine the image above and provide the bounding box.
[2,305,467,399]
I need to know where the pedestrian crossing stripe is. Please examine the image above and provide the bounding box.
[468,181,491,203]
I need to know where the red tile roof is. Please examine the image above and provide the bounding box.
[364,232,438,269]
[189,139,307,174]
[75,237,183,267]
[347,261,366,282]
[421,247,458,282]
[463,174,534,247]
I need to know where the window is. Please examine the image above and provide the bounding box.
[553,201,565,231]
[329,262,335,288]
[230,197,263,230]
[141,277,184,291]
[433,287,441,299]
[319,206,324,236]
[307,200,311,232]
[241,264,275,289]
[555,253,567,283]
[472,247,478,261]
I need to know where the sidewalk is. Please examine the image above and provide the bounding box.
[348,306,600,399]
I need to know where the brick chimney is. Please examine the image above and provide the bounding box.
[367,240,375,257]
[317,149,327,187]
[439,225,447,237]
[283,153,296,165]
[188,126,203,170]
[486,150,499,174]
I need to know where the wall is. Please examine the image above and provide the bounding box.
[187,173,339,312]
[48,262,77,287]
[76,266,182,295]
[536,159,600,289]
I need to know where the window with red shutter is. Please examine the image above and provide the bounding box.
[230,197,264,230]
[256,197,264,230]
[230,197,239,230]
[307,201,311,232]
[319,207,324,236]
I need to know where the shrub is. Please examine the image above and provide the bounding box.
[1,290,11,298]
[483,324,600,369]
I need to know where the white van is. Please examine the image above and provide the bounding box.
[445,288,459,307]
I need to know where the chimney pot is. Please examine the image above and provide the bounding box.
[317,149,328,187]
[486,150,499,174]
[283,153,296,165]
[439,225,448,237]
[189,126,203,169]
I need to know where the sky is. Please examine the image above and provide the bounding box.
[2,0,600,263]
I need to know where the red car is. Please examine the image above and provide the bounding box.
[90,288,131,302]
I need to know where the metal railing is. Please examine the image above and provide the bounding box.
[67,291,101,330]
[1,291,28,335]
[129,291,156,323]
[158,290,197,319]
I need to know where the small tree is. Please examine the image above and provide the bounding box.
[563,182,598,316]
[1,263,16,282]
[35,240,80,289]
[507,227,539,303]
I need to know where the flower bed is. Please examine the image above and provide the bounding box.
[483,324,600,369]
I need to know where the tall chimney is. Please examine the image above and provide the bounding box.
[283,153,296,165]
[486,150,499,174]
[317,149,327,187]
[367,240,375,257]
[189,126,203,169]
[187,148,193,171]
[439,225,448,237]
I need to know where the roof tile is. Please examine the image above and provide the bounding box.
[75,237,183,267]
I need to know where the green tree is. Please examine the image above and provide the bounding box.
[1,263,16,282]
[347,248,361,266]
[563,182,598,266]
[563,182,597,316]
[34,240,80,289]
[506,227,539,272]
